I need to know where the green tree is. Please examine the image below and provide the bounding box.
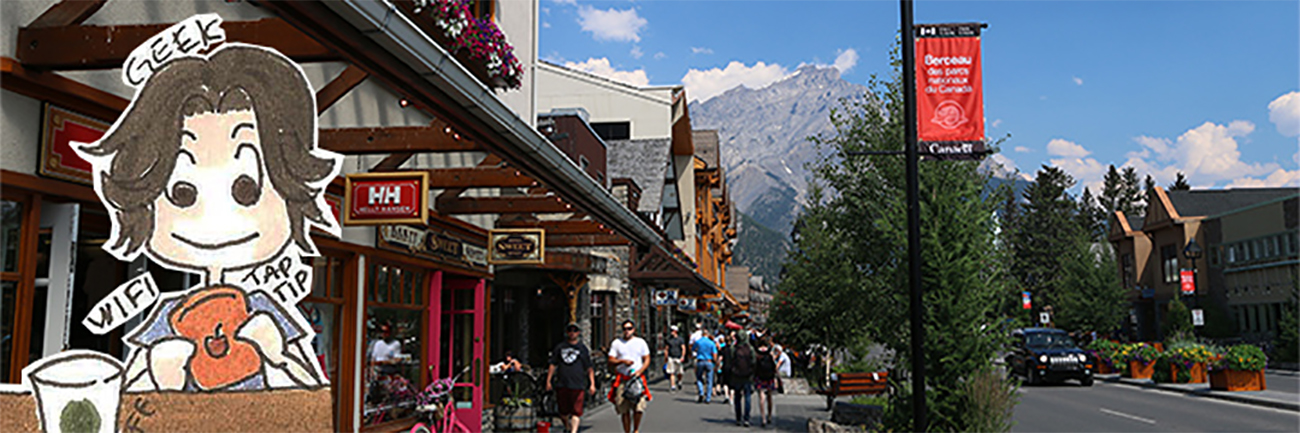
[1163,296,1193,339]
[1122,166,1145,215]
[1053,237,1127,334]
[1169,172,1191,191]
[1078,187,1106,241]
[787,45,1015,432]
[1273,271,1299,363]
[1010,166,1082,308]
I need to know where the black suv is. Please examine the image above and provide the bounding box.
[1005,328,1094,386]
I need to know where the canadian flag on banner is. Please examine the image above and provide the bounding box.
[1180,270,1195,295]
[915,24,986,160]
[1022,291,1032,310]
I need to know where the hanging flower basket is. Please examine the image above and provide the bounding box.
[399,0,525,90]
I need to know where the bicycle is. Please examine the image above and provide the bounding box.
[409,366,473,433]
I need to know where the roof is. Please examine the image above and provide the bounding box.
[607,138,671,213]
[1126,215,1144,232]
[692,130,720,169]
[1165,188,1298,218]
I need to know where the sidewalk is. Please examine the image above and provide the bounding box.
[580,379,828,432]
[1097,373,1300,412]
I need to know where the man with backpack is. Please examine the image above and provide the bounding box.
[725,328,756,427]
[754,337,779,427]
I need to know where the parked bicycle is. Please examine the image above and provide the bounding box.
[409,366,473,433]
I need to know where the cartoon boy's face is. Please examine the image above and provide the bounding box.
[149,110,291,272]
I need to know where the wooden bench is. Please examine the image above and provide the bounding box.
[815,371,888,409]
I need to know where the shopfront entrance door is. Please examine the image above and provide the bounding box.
[431,272,485,430]
[33,202,79,358]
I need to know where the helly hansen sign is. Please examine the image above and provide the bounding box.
[915,23,986,160]
[344,172,429,225]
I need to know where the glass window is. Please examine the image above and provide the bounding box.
[363,261,425,426]
[1161,245,1179,284]
[303,255,346,429]
[1,281,14,383]
[1,200,21,273]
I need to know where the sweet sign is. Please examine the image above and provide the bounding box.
[915,23,986,160]
[488,229,545,265]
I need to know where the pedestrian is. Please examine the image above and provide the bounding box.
[775,343,792,393]
[608,319,651,433]
[546,323,595,433]
[691,327,718,403]
[661,325,687,391]
[715,332,730,403]
[726,329,756,427]
[754,337,778,426]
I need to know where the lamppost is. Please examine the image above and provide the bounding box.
[1183,239,1203,333]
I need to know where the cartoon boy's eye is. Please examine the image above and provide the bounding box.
[232,174,261,207]
[169,181,198,208]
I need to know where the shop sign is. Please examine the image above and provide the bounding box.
[463,244,488,267]
[344,171,429,225]
[915,23,985,160]
[1180,269,1195,295]
[655,289,679,306]
[677,297,698,312]
[378,225,487,272]
[489,229,545,264]
[39,104,108,185]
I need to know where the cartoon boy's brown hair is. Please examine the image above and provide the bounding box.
[81,45,335,260]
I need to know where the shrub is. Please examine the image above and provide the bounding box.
[1153,342,1214,383]
[1214,344,1267,371]
[961,367,1018,433]
[1086,339,1120,369]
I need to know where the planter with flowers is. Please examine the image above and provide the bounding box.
[400,0,525,89]
[1086,339,1121,375]
[1153,342,1214,384]
[1209,344,1268,391]
[1119,343,1159,380]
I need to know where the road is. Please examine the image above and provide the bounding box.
[1013,380,1299,432]
[1263,371,1299,396]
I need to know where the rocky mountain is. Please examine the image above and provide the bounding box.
[690,65,869,234]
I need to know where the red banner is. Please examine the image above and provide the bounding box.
[1180,270,1195,295]
[915,27,985,159]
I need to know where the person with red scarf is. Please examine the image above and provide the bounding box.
[607,319,651,433]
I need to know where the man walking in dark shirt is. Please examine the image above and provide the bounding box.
[547,323,595,433]
[661,325,687,391]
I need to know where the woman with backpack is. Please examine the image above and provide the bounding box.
[754,337,779,427]
[725,329,757,427]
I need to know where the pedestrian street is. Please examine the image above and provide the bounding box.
[581,379,828,432]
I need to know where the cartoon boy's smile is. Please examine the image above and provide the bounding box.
[171,232,260,250]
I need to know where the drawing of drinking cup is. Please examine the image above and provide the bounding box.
[27,350,125,433]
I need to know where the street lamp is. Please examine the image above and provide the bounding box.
[1183,239,1203,333]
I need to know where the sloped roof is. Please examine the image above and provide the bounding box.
[1166,188,1298,218]
[1127,215,1144,231]
[608,138,671,213]
[693,130,720,169]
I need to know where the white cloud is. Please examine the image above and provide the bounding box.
[1072,76,1084,86]
[577,6,647,42]
[832,48,859,73]
[564,58,650,87]
[550,0,576,6]
[1268,91,1300,137]
[654,52,667,60]
[980,153,1021,179]
[681,61,790,103]
[1047,138,1090,158]
[630,45,643,59]
[543,21,551,28]
[1122,120,1292,187]
[691,47,714,55]
[992,119,1003,128]
[1013,146,1031,153]
[1228,169,1300,187]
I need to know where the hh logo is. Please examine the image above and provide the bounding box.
[368,185,402,205]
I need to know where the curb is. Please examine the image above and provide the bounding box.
[1098,375,1299,412]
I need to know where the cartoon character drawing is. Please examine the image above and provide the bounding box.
[74,42,342,392]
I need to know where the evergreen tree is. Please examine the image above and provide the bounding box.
[1011,166,1082,308]
[1121,167,1145,215]
[782,45,1015,432]
[1078,188,1106,241]
[1144,175,1157,201]
[1273,271,1299,363]
[1053,235,1128,334]
[1163,296,1193,340]
[1100,165,1123,215]
[1170,172,1191,191]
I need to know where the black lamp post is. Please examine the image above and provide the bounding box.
[1183,239,1203,329]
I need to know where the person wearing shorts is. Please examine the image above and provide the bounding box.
[547,323,595,433]
[608,319,651,433]
[662,325,686,391]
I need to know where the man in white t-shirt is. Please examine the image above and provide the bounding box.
[369,322,403,375]
[608,319,651,433]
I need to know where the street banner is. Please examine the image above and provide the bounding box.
[1180,269,1195,295]
[1021,291,1031,310]
[915,23,985,160]
[677,297,697,312]
[654,289,679,306]
[1192,309,1205,327]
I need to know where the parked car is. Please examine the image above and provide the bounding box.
[1006,327,1094,386]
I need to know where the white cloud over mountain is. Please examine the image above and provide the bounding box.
[1047,139,1107,192]
[577,6,647,42]
[564,58,650,87]
[832,49,859,73]
[681,61,790,103]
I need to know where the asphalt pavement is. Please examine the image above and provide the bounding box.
[1013,380,1299,432]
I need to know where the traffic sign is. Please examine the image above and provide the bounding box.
[1039,312,1050,325]
[1192,309,1204,327]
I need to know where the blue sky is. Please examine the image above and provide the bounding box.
[538,0,1300,191]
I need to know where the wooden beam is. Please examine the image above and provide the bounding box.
[437,154,502,202]
[29,0,105,28]
[16,19,337,70]
[547,234,631,247]
[424,167,537,189]
[319,125,481,154]
[437,196,572,215]
[0,57,125,122]
[316,65,368,114]
[497,219,610,235]
[370,152,414,172]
